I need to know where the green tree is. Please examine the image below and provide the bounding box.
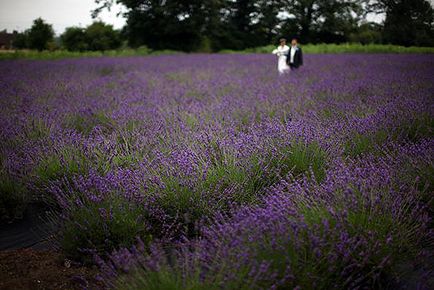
[279,0,363,43]
[61,27,88,51]
[315,0,362,43]
[219,0,284,49]
[119,0,217,51]
[279,0,317,43]
[369,0,434,46]
[27,18,54,51]
[12,32,29,49]
[226,0,258,48]
[349,22,382,44]
[85,21,122,51]
[93,0,433,49]
[255,0,286,45]
[94,0,284,50]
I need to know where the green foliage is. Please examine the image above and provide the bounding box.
[395,114,433,142]
[275,180,425,288]
[151,142,323,238]
[6,0,434,53]
[85,21,122,51]
[268,142,327,183]
[0,47,174,60]
[125,119,144,132]
[349,23,383,45]
[403,163,434,195]
[397,149,434,208]
[204,160,258,205]
[27,18,55,51]
[93,0,372,50]
[157,176,208,219]
[1,43,433,61]
[114,265,225,290]
[62,111,116,135]
[197,36,212,53]
[12,32,29,49]
[61,194,152,262]
[215,0,285,50]
[153,159,250,237]
[221,43,434,54]
[107,134,145,170]
[380,0,434,47]
[150,140,327,237]
[344,115,433,158]
[123,189,423,290]
[24,118,52,140]
[297,43,434,54]
[61,27,88,51]
[90,0,421,49]
[122,189,424,290]
[296,207,419,288]
[279,0,363,44]
[33,146,89,193]
[113,1,220,51]
[344,130,388,157]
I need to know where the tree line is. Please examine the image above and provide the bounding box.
[13,0,434,52]
[13,19,121,51]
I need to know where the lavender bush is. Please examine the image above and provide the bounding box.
[0,53,433,288]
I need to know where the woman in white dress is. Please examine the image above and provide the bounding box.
[272,38,290,75]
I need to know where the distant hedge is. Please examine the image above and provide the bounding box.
[221,43,434,54]
[1,43,433,60]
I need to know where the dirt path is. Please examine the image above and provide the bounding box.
[0,204,103,289]
[0,248,103,289]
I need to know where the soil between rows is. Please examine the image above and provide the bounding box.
[0,204,102,289]
[0,248,102,290]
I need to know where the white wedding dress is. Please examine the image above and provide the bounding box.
[272,45,290,75]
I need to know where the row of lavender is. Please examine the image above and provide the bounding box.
[1,54,433,289]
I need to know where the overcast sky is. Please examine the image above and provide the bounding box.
[1,0,433,35]
[0,0,126,34]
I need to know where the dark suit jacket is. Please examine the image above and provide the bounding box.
[286,46,303,68]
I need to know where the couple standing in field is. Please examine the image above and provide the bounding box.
[272,37,303,75]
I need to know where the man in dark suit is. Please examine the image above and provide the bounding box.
[286,37,303,70]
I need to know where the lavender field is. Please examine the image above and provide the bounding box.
[1,53,433,289]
